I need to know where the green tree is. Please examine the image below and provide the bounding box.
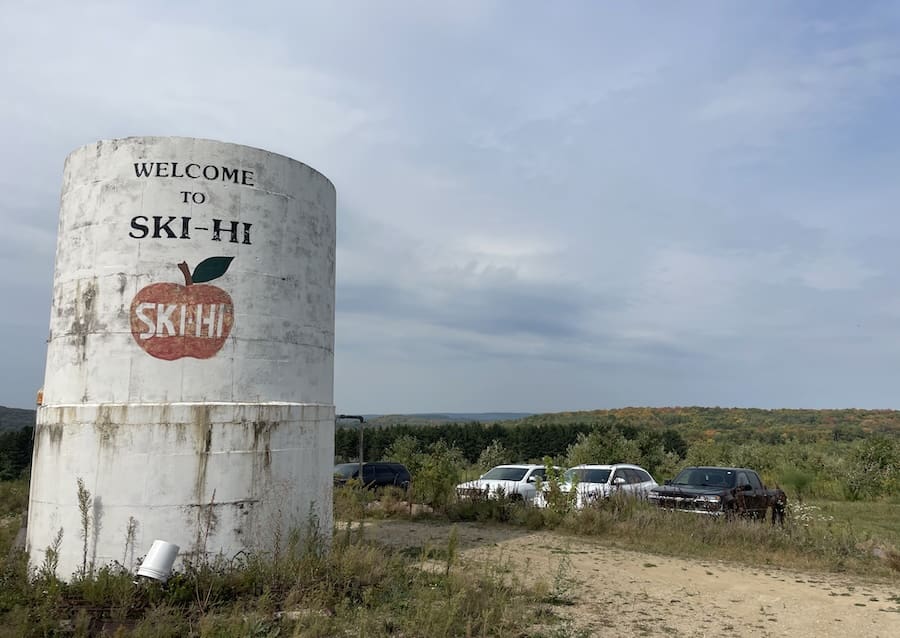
[635,430,681,477]
[565,428,640,467]
[0,427,33,481]
[384,435,422,475]
[778,467,815,503]
[684,440,726,467]
[845,436,899,500]
[476,439,511,472]
[412,441,464,511]
[661,429,688,457]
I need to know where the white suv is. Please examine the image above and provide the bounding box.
[456,464,550,502]
[534,463,657,509]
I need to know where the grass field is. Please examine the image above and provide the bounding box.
[432,490,900,580]
[811,499,900,546]
[0,480,560,638]
[3,474,897,636]
[573,499,900,577]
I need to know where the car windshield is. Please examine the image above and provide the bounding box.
[481,467,529,481]
[563,468,611,484]
[333,464,359,479]
[672,468,735,488]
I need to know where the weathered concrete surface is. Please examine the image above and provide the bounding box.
[28,138,336,578]
[27,403,333,577]
[42,137,335,404]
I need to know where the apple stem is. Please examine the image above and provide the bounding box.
[177,261,193,286]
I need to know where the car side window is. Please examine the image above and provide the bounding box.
[611,469,625,483]
[393,465,411,480]
[746,472,763,490]
[374,465,396,484]
[636,469,652,483]
[626,469,643,484]
[736,472,750,487]
[531,468,546,480]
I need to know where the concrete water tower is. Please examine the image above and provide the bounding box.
[26,137,335,578]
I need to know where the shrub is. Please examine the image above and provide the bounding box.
[476,440,512,472]
[779,467,815,503]
[535,459,576,515]
[684,439,726,466]
[384,435,422,475]
[411,441,464,512]
[844,436,899,500]
[565,428,639,467]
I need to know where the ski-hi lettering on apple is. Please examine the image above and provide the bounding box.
[130,257,235,360]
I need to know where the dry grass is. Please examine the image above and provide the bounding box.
[440,492,900,579]
[0,479,559,637]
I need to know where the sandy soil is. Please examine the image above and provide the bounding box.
[365,520,900,638]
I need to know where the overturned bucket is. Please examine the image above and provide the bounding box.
[136,540,179,583]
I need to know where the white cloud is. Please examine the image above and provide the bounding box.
[3,2,900,410]
[796,254,878,291]
[696,39,900,148]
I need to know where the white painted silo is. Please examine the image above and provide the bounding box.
[26,137,335,578]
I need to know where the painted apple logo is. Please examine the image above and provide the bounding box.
[130,257,235,360]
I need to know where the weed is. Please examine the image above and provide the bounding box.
[0,508,548,637]
[0,481,27,516]
[76,477,92,578]
[887,550,900,573]
[37,527,63,583]
[123,516,138,571]
[535,459,577,514]
[445,524,458,577]
[541,548,576,606]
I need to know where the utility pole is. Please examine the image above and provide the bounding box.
[337,414,366,483]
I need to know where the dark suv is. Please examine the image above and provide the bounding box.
[333,462,411,489]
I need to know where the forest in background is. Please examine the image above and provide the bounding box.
[335,407,900,501]
[3,406,899,500]
[0,406,35,433]
[336,406,900,460]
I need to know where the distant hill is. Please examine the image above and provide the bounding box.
[348,413,533,428]
[333,407,900,438]
[0,406,35,433]
[505,406,900,442]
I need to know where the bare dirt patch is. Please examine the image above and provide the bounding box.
[366,520,900,637]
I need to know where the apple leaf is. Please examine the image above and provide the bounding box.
[192,256,235,283]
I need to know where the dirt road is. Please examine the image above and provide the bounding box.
[366,520,900,637]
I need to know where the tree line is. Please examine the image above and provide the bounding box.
[0,427,32,481]
[4,406,899,500]
[334,420,688,467]
[337,412,900,501]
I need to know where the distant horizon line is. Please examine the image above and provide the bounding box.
[5,404,900,413]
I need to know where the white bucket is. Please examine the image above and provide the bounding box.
[136,540,180,582]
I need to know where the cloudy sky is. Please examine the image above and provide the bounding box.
[2,1,900,413]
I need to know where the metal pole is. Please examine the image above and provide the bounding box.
[358,424,364,482]
[337,415,365,483]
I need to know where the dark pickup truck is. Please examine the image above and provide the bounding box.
[648,466,786,524]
